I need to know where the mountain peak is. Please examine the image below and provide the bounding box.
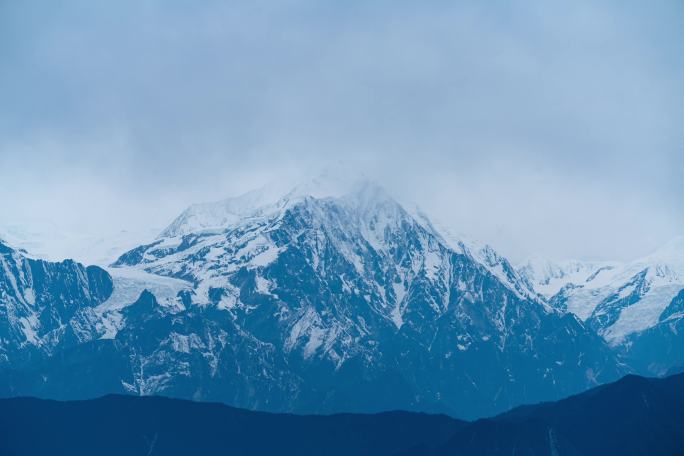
[159,173,387,238]
[284,164,373,201]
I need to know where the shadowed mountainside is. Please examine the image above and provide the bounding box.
[2,373,684,456]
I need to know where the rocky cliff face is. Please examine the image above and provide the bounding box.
[0,240,112,364]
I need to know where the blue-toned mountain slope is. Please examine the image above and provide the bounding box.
[0,182,623,418]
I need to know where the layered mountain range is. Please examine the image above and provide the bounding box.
[0,177,680,418]
[3,372,683,456]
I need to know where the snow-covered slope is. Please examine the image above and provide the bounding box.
[517,257,621,301]
[432,225,544,307]
[518,237,684,374]
[160,171,370,238]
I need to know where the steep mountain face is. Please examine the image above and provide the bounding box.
[518,238,684,375]
[0,238,191,371]
[0,181,623,418]
[623,289,684,375]
[0,240,113,364]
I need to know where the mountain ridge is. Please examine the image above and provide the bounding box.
[1,372,683,456]
[518,237,684,375]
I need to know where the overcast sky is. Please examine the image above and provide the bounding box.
[1,0,682,262]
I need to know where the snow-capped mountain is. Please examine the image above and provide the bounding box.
[0,178,623,418]
[517,257,621,301]
[159,168,370,238]
[518,237,684,375]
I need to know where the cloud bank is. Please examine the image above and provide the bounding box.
[1,0,682,261]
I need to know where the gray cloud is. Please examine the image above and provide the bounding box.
[0,0,682,261]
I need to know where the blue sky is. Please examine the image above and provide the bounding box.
[0,0,682,262]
